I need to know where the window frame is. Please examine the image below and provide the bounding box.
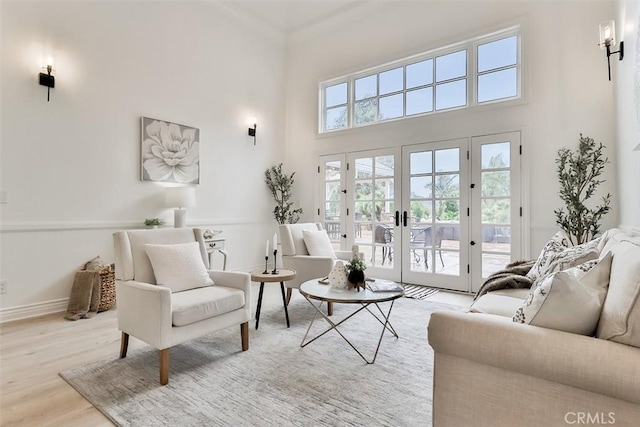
[318,26,521,134]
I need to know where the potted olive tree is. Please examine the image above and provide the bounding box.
[554,134,612,245]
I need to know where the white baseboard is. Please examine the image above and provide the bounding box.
[0,298,68,324]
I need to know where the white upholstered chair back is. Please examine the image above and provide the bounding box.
[279,223,323,256]
[113,228,208,284]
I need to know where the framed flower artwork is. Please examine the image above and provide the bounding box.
[140,117,200,184]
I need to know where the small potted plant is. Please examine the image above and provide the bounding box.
[345,256,367,291]
[144,218,164,229]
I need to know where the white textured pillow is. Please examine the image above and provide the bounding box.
[302,230,336,258]
[526,236,600,290]
[513,252,612,335]
[145,242,213,293]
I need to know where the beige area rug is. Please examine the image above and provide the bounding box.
[60,297,466,427]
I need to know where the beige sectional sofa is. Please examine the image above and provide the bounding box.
[428,228,640,427]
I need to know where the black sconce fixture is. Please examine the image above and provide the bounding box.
[39,56,55,101]
[599,20,624,81]
[248,120,257,145]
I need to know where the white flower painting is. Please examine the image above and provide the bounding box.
[141,117,200,184]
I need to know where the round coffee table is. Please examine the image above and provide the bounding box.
[299,279,404,364]
[250,269,296,330]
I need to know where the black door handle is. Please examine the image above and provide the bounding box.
[395,211,400,227]
[470,241,476,246]
[341,234,347,239]
[341,189,347,194]
[403,211,408,227]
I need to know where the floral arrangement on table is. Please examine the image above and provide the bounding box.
[345,245,367,291]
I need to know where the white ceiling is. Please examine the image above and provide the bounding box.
[221,1,368,34]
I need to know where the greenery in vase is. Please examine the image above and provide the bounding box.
[554,134,612,245]
[264,163,303,224]
[346,257,367,273]
[144,218,164,226]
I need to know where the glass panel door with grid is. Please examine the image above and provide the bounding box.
[401,139,470,291]
[470,132,522,291]
[318,154,346,252]
[348,148,402,282]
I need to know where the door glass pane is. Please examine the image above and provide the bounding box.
[406,59,433,88]
[410,151,432,174]
[406,87,433,115]
[354,99,378,125]
[373,223,394,268]
[379,67,403,95]
[375,179,394,199]
[435,251,460,276]
[482,198,510,224]
[482,225,511,252]
[379,94,403,120]
[478,68,517,103]
[438,224,460,250]
[478,35,517,73]
[410,200,432,222]
[435,149,459,172]
[481,142,510,168]
[434,174,460,198]
[325,106,347,131]
[435,200,460,222]
[410,176,433,198]
[355,75,377,100]
[435,80,466,110]
[325,161,341,181]
[435,50,467,82]
[325,182,341,200]
[325,82,347,107]
[325,202,340,220]
[355,158,373,178]
[481,171,510,197]
[375,156,394,177]
[482,254,511,278]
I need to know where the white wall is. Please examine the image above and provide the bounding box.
[615,0,640,229]
[0,1,286,317]
[285,0,618,260]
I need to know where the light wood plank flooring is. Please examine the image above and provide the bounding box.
[0,285,471,426]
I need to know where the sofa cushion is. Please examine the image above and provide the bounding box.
[302,230,336,258]
[526,235,600,290]
[171,285,245,326]
[469,288,531,317]
[596,234,640,347]
[513,253,612,335]
[145,242,214,293]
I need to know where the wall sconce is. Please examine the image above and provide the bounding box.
[599,20,624,81]
[39,56,55,101]
[248,118,257,145]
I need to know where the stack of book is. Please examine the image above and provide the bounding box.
[366,279,404,292]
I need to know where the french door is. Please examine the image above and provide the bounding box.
[318,131,522,292]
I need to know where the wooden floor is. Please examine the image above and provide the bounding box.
[0,284,471,426]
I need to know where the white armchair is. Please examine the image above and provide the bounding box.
[113,228,251,385]
[279,223,356,314]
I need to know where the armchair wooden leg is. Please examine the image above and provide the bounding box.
[286,288,292,305]
[159,348,169,385]
[119,332,129,359]
[328,302,333,316]
[241,322,249,351]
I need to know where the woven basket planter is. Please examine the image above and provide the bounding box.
[98,267,116,312]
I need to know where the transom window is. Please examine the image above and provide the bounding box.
[320,27,521,133]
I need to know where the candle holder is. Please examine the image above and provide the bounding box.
[272,249,279,275]
[262,256,269,274]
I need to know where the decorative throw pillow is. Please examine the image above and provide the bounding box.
[513,252,612,335]
[145,242,213,293]
[302,230,337,258]
[84,255,109,271]
[526,235,601,290]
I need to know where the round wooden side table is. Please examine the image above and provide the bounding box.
[250,269,297,330]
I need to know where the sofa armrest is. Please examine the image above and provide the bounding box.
[115,280,172,349]
[281,255,336,289]
[428,310,640,405]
